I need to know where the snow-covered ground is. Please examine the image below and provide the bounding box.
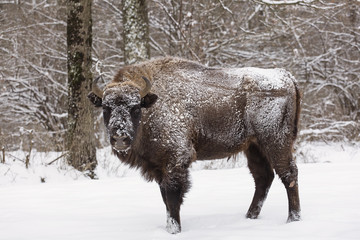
[0,142,359,240]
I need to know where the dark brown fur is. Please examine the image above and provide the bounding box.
[89,57,301,233]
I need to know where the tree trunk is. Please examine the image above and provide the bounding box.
[66,0,97,175]
[122,0,150,64]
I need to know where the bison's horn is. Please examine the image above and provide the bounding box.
[92,75,104,98]
[139,76,152,98]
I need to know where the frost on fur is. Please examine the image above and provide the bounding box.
[90,57,301,233]
[166,212,181,234]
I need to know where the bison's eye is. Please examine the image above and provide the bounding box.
[131,106,141,120]
[103,106,111,123]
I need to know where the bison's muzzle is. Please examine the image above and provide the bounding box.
[111,134,131,151]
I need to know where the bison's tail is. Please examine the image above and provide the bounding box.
[292,79,301,141]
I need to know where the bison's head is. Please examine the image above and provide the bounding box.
[88,76,158,151]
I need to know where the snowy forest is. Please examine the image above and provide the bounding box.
[0,0,360,239]
[1,0,359,152]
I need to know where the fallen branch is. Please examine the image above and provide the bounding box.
[6,153,24,162]
[46,153,67,166]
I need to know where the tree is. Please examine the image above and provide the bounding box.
[66,0,97,174]
[122,0,150,64]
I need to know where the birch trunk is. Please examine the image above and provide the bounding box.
[122,0,150,64]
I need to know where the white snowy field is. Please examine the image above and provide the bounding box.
[0,142,359,240]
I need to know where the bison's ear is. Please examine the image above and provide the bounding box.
[88,92,103,107]
[141,93,158,108]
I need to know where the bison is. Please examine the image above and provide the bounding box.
[88,57,301,233]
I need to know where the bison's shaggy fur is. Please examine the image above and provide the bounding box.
[89,57,301,233]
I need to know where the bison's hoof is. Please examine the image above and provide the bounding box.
[166,217,181,234]
[246,208,260,219]
[287,211,301,223]
[246,212,259,219]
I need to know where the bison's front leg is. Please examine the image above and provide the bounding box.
[159,167,191,234]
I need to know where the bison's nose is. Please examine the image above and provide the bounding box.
[111,135,131,151]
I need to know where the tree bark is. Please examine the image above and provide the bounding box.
[66,0,97,174]
[122,0,150,64]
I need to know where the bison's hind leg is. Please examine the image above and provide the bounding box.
[274,158,301,222]
[245,143,274,219]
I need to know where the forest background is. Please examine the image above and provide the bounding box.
[0,0,359,153]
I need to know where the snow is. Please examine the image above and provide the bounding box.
[225,67,292,91]
[0,142,360,239]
